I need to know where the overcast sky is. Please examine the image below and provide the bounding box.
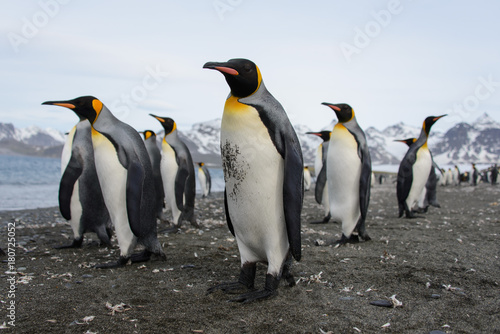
[1,1,499,135]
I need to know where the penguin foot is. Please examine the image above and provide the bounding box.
[130,250,152,263]
[230,274,279,303]
[207,281,254,295]
[54,238,83,249]
[95,256,130,269]
[158,227,180,234]
[333,234,359,248]
[208,263,256,295]
[230,288,278,303]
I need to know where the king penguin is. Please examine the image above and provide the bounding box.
[204,58,303,303]
[323,103,372,245]
[150,115,198,228]
[397,115,446,218]
[43,96,166,268]
[140,130,165,221]
[306,131,332,224]
[395,138,440,213]
[55,114,112,248]
[303,166,311,191]
[197,162,212,197]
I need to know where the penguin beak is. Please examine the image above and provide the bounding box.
[433,114,447,121]
[149,114,165,123]
[321,102,341,112]
[42,101,75,109]
[306,132,322,137]
[203,62,239,76]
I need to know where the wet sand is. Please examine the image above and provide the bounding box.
[0,182,499,333]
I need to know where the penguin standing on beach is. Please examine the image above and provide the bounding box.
[150,115,197,228]
[303,166,311,191]
[204,58,303,302]
[395,138,440,212]
[197,162,212,197]
[452,165,461,186]
[397,115,446,218]
[43,96,165,268]
[306,131,331,224]
[323,103,371,245]
[140,130,165,220]
[56,115,112,248]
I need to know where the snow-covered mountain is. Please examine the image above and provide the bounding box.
[1,112,498,165]
[0,123,66,157]
[431,113,500,164]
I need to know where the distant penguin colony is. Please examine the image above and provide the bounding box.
[39,57,484,304]
[204,58,303,302]
[43,96,166,268]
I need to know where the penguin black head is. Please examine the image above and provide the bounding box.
[306,131,331,142]
[203,58,261,98]
[198,162,204,167]
[140,130,156,140]
[394,138,416,147]
[322,103,354,123]
[150,114,176,135]
[42,96,103,124]
[423,115,446,136]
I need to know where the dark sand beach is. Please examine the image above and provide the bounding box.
[1,182,499,333]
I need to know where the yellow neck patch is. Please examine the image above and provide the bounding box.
[92,99,103,123]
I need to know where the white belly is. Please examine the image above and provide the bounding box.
[327,125,361,237]
[60,126,76,175]
[69,181,83,238]
[406,147,431,210]
[161,141,181,223]
[92,131,135,256]
[221,105,288,275]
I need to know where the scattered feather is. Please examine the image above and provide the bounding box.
[381,323,390,328]
[105,302,131,315]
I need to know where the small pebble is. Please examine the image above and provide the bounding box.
[431,294,441,299]
[82,274,93,278]
[370,300,393,307]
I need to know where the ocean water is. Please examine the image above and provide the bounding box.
[0,155,61,211]
[0,155,225,211]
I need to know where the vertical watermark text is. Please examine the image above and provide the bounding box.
[5,221,17,328]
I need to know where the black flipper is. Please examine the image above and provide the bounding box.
[126,161,145,237]
[59,153,83,220]
[224,189,235,237]
[315,164,327,205]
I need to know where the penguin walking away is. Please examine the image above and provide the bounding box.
[150,115,198,228]
[395,138,440,213]
[397,115,446,218]
[323,103,372,245]
[471,163,479,186]
[303,166,311,191]
[43,96,166,268]
[197,162,212,197]
[140,130,165,221]
[55,115,112,249]
[204,58,303,303]
[491,164,498,185]
[306,131,332,224]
